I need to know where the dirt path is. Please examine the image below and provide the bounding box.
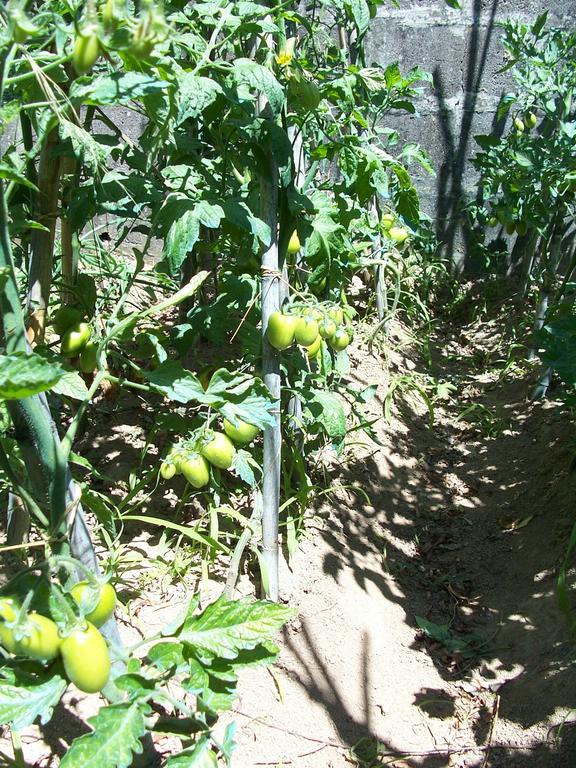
[2,312,575,767]
[220,318,576,767]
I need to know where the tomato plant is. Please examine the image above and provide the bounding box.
[0,0,434,762]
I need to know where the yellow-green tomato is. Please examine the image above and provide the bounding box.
[302,306,323,321]
[294,316,319,346]
[0,597,19,623]
[13,613,62,661]
[388,226,409,244]
[330,328,350,352]
[327,307,344,326]
[287,230,301,255]
[160,461,177,480]
[201,433,236,470]
[266,312,297,351]
[180,453,210,488]
[73,28,100,76]
[305,335,322,359]
[0,624,18,654]
[61,622,110,693]
[514,116,525,133]
[70,582,117,628]
[524,111,537,129]
[223,418,259,445]
[318,318,337,339]
[61,322,91,358]
[381,213,395,231]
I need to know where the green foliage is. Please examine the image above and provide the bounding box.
[0,565,292,767]
[470,17,576,272]
[0,0,433,763]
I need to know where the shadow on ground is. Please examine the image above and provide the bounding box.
[275,315,576,767]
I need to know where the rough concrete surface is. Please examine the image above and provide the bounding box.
[365,1,576,264]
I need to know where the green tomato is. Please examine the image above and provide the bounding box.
[288,78,321,112]
[302,306,323,321]
[10,613,62,661]
[514,116,525,133]
[524,111,537,129]
[70,582,116,628]
[516,221,528,236]
[305,335,322,359]
[294,316,319,346]
[266,312,297,351]
[160,460,177,480]
[52,305,83,336]
[329,328,350,352]
[381,213,395,231]
[505,221,516,235]
[0,624,18,654]
[318,318,337,339]
[79,341,98,373]
[0,597,19,623]
[287,230,301,255]
[61,622,110,693]
[388,226,409,244]
[223,418,259,445]
[73,28,100,76]
[180,453,210,488]
[327,307,344,326]
[201,432,236,470]
[61,322,91,358]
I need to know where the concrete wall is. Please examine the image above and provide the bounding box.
[365,0,576,268]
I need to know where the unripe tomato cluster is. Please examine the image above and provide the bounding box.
[51,305,97,371]
[0,582,116,694]
[160,419,260,486]
[266,301,353,357]
[72,1,169,76]
[487,208,528,236]
[381,212,410,248]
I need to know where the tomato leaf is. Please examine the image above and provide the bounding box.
[305,390,347,440]
[179,596,294,663]
[145,364,276,428]
[51,370,90,400]
[177,74,223,124]
[60,702,150,768]
[232,449,257,487]
[71,72,170,105]
[165,736,218,767]
[0,353,65,400]
[0,670,67,731]
[232,59,284,117]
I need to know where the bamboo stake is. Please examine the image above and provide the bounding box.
[260,158,281,602]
